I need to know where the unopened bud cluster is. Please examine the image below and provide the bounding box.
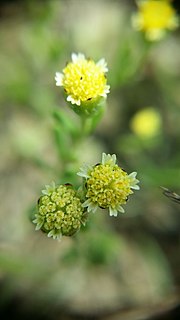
[33,183,86,240]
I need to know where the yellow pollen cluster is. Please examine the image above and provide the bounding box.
[62,59,107,102]
[36,185,85,237]
[86,164,133,209]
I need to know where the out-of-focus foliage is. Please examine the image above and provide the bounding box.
[0,1,180,319]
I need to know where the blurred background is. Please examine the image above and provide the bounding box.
[0,0,180,319]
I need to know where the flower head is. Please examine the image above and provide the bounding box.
[55,53,110,112]
[77,153,140,217]
[33,183,87,240]
[132,0,179,41]
[130,107,162,138]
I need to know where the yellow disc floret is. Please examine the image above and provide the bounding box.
[78,153,140,216]
[55,53,110,106]
[86,164,132,210]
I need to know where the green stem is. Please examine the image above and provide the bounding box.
[53,101,105,183]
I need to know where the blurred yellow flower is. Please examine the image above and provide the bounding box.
[132,0,179,41]
[130,107,162,138]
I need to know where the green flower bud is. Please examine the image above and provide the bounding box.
[33,182,87,240]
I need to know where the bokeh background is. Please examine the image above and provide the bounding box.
[0,0,180,319]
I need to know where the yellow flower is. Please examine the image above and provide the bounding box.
[77,153,140,217]
[132,0,178,41]
[55,53,110,108]
[33,182,87,240]
[130,107,162,138]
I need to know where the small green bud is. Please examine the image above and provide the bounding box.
[33,182,87,240]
